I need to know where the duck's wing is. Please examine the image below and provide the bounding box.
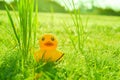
[51,50,64,62]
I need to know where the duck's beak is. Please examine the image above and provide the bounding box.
[44,41,54,47]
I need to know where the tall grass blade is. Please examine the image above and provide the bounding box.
[33,0,38,47]
[5,0,38,78]
[62,21,78,52]
[5,5,20,47]
[63,0,88,54]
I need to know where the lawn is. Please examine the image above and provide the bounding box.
[0,10,120,80]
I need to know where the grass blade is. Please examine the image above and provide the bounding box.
[5,5,20,47]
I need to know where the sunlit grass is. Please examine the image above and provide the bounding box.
[63,0,88,54]
[0,9,120,80]
[1,0,37,79]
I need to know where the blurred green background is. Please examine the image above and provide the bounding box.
[0,0,120,16]
[0,0,120,80]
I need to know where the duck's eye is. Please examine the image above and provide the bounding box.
[51,37,55,41]
[41,37,45,41]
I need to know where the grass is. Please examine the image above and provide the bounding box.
[1,0,37,79]
[0,10,120,80]
[63,0,88,54]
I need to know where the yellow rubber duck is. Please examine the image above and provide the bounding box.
[34,34,64,62]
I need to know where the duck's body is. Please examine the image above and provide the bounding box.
[34,34,64,62]
[34,49,63,62]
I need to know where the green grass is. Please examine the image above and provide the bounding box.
[1,0,37,79]
[0,10,120,80]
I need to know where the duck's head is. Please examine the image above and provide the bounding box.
[39,34,58,50]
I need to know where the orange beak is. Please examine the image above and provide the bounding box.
[44,41,54,47]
